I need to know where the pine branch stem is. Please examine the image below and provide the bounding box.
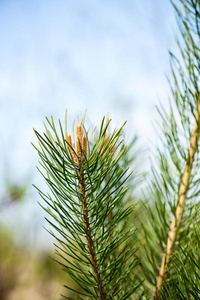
[155,97,200,298]
[79,170,107,300]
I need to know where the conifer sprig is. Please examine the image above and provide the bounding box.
[128,1,200,298]
[156,96,200,297]
[154,0,200,297]
[33,115,140,299]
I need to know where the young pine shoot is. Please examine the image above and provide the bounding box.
[33,115,140,299]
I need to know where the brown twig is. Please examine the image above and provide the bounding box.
[155,98,200,299]
[67,124,107,300]
[80,171,107,300]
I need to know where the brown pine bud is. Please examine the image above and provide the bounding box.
[83,135,87,158]
[77,124,82,147]
[67,134,72,147]
[77,124,82,161]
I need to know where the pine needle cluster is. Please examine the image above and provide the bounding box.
[33,116,141,299]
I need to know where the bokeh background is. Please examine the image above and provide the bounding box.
[0,1,178,299]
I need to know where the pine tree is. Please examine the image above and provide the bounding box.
[33,0,200,299]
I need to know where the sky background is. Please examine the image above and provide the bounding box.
[0,0,178,249]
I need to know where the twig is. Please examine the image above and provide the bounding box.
[80,171,107,300]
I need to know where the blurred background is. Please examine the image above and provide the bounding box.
[0,0,177,299]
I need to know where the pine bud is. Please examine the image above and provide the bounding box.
[77,124,82,161]
[83,135,87,158]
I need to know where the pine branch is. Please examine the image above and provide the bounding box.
[130,2,200,297]
[155,0,200,296]
[155,97,200,298]
[33,114,141,299]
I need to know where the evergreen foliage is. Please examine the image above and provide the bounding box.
[33,0,200,299]
[33,116,141,299]
[133,0,200,299]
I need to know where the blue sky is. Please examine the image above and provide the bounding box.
[0,0,178,247]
